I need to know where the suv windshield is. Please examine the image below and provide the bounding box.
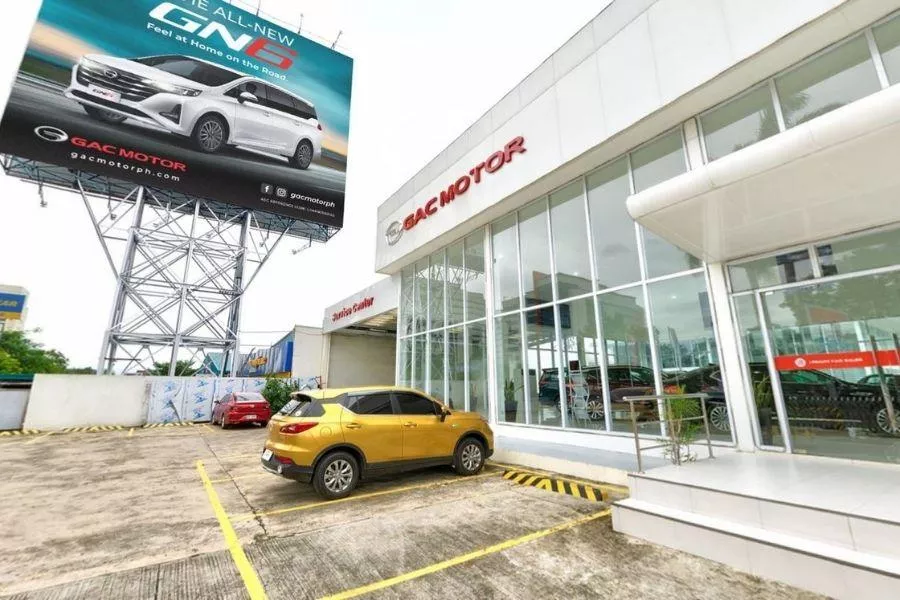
[133,55,241,86]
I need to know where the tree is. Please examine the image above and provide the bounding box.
[66,367,97,375]
[0,331,68,374]
[262,377,300,414]
[146,360,199,376]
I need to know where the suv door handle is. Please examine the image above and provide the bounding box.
[345,423,362,429]
[403,422,417,428]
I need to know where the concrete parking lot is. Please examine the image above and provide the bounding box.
[0,425,823,599]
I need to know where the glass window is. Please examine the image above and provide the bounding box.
[526,307,561,428]
[413,260,428,333]
[400,266,414,336]
[467,322,489,418]
[729,250,814,292]
[496,314,525,423]
[447,327,465,410]
[491,215,519,313]
[560,297,604,431]
[428,330,445,401]
[649,273,731,443]
[398,337,412,387]
[874,14,900,85]
[519,200,553,307]
[396,393,438,415]
[447,241,465,325]
[587,159,641,289]
[412,335,426,391]
[775,35,881,128]
[550,182,592,300]
[429,250,445,330]
[631,130,686,193]
[643,227,702,279]
[598,286,656,434]
[353,393,394,415]
[817,228,900,277]
[700,84,779,161]
[464,231,487,320]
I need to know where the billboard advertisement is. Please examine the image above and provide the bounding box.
[0,293,27,321]
[0,0,353,227]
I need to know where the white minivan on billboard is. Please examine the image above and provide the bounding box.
[64,54,323,169]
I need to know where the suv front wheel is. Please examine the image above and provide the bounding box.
[192,114,228,154]
[313,451,359,500]
[453,438,485,476]
[291,140,313,170]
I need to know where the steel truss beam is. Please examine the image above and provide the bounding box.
[2,158,337,375]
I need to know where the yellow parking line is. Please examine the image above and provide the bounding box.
[513,473,529,484]
[128,428,134,437]
[25,431,55,445]
[569,482,582,499]
[556,480,566,494]
[584,486,597,502]
[319,508,611,600]
[489,461,629,495]
[233,471,499,522]
[522,475,540,486]
[196,460,268,600]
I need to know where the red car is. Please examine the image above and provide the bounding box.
[212,392,271,428]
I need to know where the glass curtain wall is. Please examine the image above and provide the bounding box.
[396,230,489,417]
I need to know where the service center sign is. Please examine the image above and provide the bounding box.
[0,0,353,228]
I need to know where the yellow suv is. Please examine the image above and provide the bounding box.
[260,387,494,499]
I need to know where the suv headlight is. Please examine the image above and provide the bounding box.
[150,81,202,97]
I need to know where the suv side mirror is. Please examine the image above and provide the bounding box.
[238,92,258,104]
[439,408,451,422]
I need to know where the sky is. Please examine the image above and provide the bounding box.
[0,0,608,369]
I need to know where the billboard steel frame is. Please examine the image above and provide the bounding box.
[2,157,339,375]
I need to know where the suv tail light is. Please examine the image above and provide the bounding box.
[280,422,317,435]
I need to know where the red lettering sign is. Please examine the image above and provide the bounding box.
[398,136,526,234]
[774,351,900,371]
[331,297,375,323]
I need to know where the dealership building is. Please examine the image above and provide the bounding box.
[370,1,900,594]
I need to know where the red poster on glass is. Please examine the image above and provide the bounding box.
[774,351,900,371]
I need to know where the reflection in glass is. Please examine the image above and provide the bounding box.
[560,297,605,431]
[631,130,686,193]
[491,215,519,313]
[465,231,487,320]
[429,250,445,330]
[495,314,525,423]
[526,307,561,428]
[400,266,414,336]
[467,322,489,418]
[700,84,779,161]
[398,337,412,387]
[763,273,900,463]
[587,159,641,289]
[428,330,445,401]
[447,241,465,326]
[447,327,465,410]
[519,200,554,307]
[775,35,880,128]
[874,14,900,85]
[598,286,657,434]
[414,259,429,333]
[649,274,731,442]
[413,334,426,391]
[729,250,814,292]
[550,182,592,300]
[643,227,702,279]
[817,228,900,277]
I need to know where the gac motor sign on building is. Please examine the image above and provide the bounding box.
[0,0,353,228]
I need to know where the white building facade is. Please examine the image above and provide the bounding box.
[375,0,900,467]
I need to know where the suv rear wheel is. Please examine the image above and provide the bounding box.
[291,140,313,170]
[453,438,485,476]
[313,451,359,500]
[192,114,228,153]
[83,105,126,124]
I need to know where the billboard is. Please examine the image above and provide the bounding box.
[0,0,353,227]
[0,293,27,321]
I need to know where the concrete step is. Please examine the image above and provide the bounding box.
[627,472,900,561]
[613,498,900,600]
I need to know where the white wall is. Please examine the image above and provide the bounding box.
[24,375,148,430]
[0,389,29,430]
[375,0,900,273]
[290,325,326,378]
[327,333,396,388]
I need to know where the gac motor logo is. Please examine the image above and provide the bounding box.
[395,137,526,237]
[150,2,298,70]
[385,221,403,246]
[34,126,68,143]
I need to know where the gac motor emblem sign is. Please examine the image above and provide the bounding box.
[34,126,68,143]
[385,221,403,246]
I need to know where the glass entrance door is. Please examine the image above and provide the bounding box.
[757,271,900,463]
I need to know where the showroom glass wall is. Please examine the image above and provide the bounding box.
[397,231,489,417]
